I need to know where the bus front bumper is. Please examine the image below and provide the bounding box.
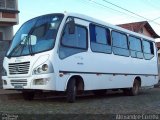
[2,73,56,91]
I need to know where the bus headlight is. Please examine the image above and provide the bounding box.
[33,61,54,75]
[2,67,7,76]
[42,64,48,71]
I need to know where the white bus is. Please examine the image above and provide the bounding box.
[1,13,158,102]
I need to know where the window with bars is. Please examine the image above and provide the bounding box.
[6,0,16,9]
[0,0,5,9]
[0,0,16,10]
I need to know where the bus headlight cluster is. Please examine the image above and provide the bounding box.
[33,61,54,75]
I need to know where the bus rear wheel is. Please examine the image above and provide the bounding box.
[123,79,140,96]
[66,78,77,103]
[130,79,140,96]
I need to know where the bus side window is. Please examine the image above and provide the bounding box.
[142,40,154,60]
[129,36,143,59]
[90,24,111,54]
[112,31,129,57]
[59,24,88,59]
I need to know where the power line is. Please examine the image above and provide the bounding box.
[102,0,150,20]
[86,0,160,27]
[102,0,160,26]
[152,17,160,21]
[88,0,128,15]
[80,0,123,19]
[86,0,143,21]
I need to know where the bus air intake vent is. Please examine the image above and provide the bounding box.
[11,79,27,86]
[9,62,30,75]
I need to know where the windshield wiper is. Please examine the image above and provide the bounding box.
[7,18,38,58]
[7,35,34,58]
[7,37,27,58]
[27,35,34,56]
[19,35,34,56]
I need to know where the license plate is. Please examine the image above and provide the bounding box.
[14,84,24,89]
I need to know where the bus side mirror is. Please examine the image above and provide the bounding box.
[68,17,75,34]
[30,35,37,45]
[21,34,37,45]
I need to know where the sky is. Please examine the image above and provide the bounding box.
[15,0,160,41]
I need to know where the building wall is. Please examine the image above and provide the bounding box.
[0,40,10,88]
[0,26,12,88]
[138,27,152,38]
[0,26,13,40]
[0,12,18,23]
[0,0,19,88]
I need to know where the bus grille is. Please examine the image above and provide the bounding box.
[9,62,30,75]
[11,79,27,86]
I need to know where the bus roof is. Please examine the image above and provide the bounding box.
[64,12,155,42]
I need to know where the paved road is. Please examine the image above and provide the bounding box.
[0,88,160,114]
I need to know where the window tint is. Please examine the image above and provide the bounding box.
[61,24,87,49]
[90,24,111,53]
[59,24,87,59]
[129,36,143,59]
[142,40,154,60]
[95,26,108,44]
[32,25,46,38]
[112,31,129,56]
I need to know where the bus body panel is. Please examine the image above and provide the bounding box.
[58,51,158,91]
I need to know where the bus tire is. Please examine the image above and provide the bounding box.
[66,78,77,103]
[22,91,35,101]
[130,79,140,96]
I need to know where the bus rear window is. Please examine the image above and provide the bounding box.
[129,36,143,59]
[142,40,154,60]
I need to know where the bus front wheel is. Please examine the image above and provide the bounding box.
[66,78,77,103]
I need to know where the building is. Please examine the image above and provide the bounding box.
[118,21,160,77]
[118,21,160,39]
[118,21,160,62]
[0,0,19,41]
[0,0,19,88]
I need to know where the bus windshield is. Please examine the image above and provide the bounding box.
[7,14,64,57]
